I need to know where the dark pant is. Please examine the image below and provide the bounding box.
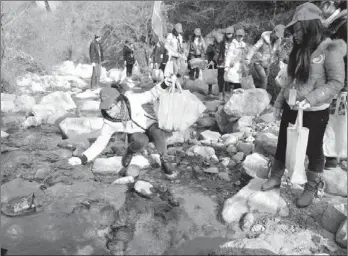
[91,63,101,87]
[251,63,269,90]
[128,123,167,156]
[231,83,241,90]
[188,54,202,80]
[275,103,329,173]
[217,68,232,93]
[126,63,134,77]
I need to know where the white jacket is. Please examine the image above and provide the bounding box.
[165,33,184,58]
[224,39,247,83]
[82,83,167,162]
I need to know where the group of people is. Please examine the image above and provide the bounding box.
[77,0,347,209]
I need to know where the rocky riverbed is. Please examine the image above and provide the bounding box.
[1,61,347,255]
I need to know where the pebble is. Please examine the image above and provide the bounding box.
[203,167,219,174]
[218,172,231,181]
[126,165,141,178]
[235,180,241,186]
[226,144,237,154]
[210,155,219,164]
[112,176,135,185]
[232,152,245,162]
[134,180,154,196]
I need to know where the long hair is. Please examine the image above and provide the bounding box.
[287,19,324,83]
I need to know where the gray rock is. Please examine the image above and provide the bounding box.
[236,142,254,155]
[204,167,219,174]
[242,153,270,179]
[199,130,221,143]
[255,132,278,155]
[232,116,254,132]
[218,172,231,181]
[322,167,347,197]
[214,238,277,255]
[227,144,237,154]
[232,152,245,162]
[205,100,221,112]
[1,130,9,138]
[134,180,154,197]
[197,116,216,128]
[241,212,255,231]
[336,219,347,248]
[322,197,347,233]
[126,165,141,178]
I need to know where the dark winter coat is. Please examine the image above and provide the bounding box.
[123,44,135,64]
[89,40,104,63]
[151,44,166,64]
[188,38,206,58]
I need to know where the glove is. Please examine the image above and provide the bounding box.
[273,108,282,121]
[92,63,96,67]
[68,157,82,166]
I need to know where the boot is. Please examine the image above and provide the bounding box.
[296,170,325,208]
[261,159,285,191]
[121,147,134,167]
[160,155,178,180]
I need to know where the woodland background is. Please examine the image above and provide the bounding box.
[0,1,304,94]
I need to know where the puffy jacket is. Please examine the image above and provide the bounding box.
[123,44,135,64]
[245,31,282,68]
[189,38,206,58]
[274,38,347,111]
[82,82,169,162]
[89,40,104,63]
[213,39,235,67]
[165,33,185,58]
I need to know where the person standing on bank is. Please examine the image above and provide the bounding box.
[89,35,104,88]
[213,27,236,101]
[318,0,347,169]
[261,2,346,208]
[205,34,221,95]
[245,24,285,90]
[123,40,135,78]
[188,28,206,80]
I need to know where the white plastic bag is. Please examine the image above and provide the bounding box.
[224,63,242,83]
[323,92,347,158]
[132,61,141,78]
[158,81,206,131]
[202,64,218,85]
[285,109,309,184]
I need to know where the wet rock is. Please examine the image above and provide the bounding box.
[322,197,347,233]
[222,178,288,224]
[227,144,237,154]
[232,152,245,162]
[214,238,277,255]
[204,167,219,174]
[197,116,216,128]
[126,165,141,178]
[92,157,124,175]
[88,185,127,210]
[112,176,135,185]
[242,153,269,179]
[1,130,9,138]
[187,145,215,159]
[241,212,255,231]
[218,172,231,181]
[251,224,265,233]
[199,130,221,143]
[59,117,104,139]
[222,132,245,146]
[224,88,271,117]
[232,116,254,132]
[205,100,221,112]
[255,132,278,155]
[58,137,90,150]
[236,142,254,155]
[336,219,347,248]
[79,100,100,111]
[134,180,154,197]
[322,167,347,197]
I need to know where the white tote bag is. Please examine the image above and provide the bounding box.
[285,108,309,184]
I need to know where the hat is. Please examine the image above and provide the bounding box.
[273,24,285,38]
[194,28,201,36]
[95,35,101,39]
[285,2,323,29]
[99,87,120,110]
[236,29,246,36]
[225,26,234,34]
[174,23,183,33]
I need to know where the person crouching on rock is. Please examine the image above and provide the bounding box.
[68,76,179,180]
[261,2,346,208]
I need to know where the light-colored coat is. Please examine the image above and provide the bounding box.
[165,33,184,58]
[83,83,167,162]
[274,38,347,111]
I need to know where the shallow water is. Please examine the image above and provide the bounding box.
[1,212,110,255]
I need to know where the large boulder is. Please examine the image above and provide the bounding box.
[39,91,76,111]
[59,117,104,139]
[224,89,270,117]
[1,93,36,114]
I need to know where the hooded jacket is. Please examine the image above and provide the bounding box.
[82,82,169,162]
[274,38,347,111]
